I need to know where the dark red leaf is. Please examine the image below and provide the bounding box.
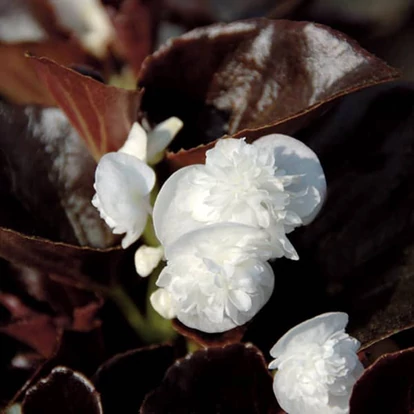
[22,366,103,414]
[0,334,47,408]
[93,344,177,414]
[0,40,101,105]
[0,271,103,357]
[141,343,282,414]
[0,101,115,246]
[139,18,399,169]
[172,319,246,348]
[49,329,106,378]
[0,228,126,287]
[295,82,414,348]
[0,313,60,358]
[4,261,102,321]
[30,56,141,160]
[350,347,414,414]
[71,298,103,332]
[244,81,414,353]
[0,99,134,289]
[1,326,104,410]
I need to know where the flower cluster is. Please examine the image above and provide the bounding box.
[150,134,326,332]
[269,312,364,414]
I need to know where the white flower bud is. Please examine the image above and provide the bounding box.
[134,245,164,277]
[119,118,183,165]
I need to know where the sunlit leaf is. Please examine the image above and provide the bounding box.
[30,56,141,160]
[139,18,399,169]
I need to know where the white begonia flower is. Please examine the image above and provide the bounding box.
[48,0,114,58]
[119,117,183,165]
[134,245,164,277]
[153,135,326,260]
[150,223,275,333]
[92,152,155,249]
[269,312,364,414]
[92,118,182,249]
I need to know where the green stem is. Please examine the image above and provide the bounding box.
[109,285,154,343]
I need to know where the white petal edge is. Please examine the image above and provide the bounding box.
[253,134,327,224]
[269,312,349,360]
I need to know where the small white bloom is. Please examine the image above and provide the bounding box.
[269,312,364,414]
[49,0,114,58]
[119,118,183,165]
[92,152,155,248]
[93,118,182,249]
[134,245,164,277]
[151,223,275,333]
[153,135,326,259]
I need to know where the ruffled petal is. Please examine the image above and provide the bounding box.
[253,134,326,225]
[270,312,349,359]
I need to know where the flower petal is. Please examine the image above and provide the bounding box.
[228,290,252,312]
[147,117,183,165]
[119,122,148,162]
[164,222,272,262]
[93,152,155,248]
[270,312,349,359]
[152,165,203,247]
[253,134,327,224]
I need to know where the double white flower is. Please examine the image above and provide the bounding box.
[153,135,326,259]
[151,134,326,332]
[269,312,364,414]
[151,224,274,333]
